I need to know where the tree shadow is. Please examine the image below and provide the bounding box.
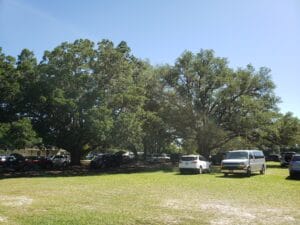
[0,162,177,180]
[267,164,284,169]
[285,175,300,181]
[215,173,260,179]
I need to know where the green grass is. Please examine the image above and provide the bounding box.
[0,162,299,225]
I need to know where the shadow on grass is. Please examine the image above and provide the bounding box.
[0,162,178,180]
[215,173,260,179]
[285,175,300,181]
[267,164,284,169]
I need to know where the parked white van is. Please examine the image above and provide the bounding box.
[221,150,266,177]
[179,155,211,174]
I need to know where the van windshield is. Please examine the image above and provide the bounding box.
[226,152,248,159]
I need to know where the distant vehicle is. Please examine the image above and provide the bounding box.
[289,154,300,178]
[280,152,296,167]
[221,150,266,177]
[25,156,53,170]
[85,152,98,160]
[90,153,122,169]
[0,153,27,171]
[179,155,211,174]
[114,151,135,163]
[147,154,170,163]
[266,154,281,162]
[51,155,70,168]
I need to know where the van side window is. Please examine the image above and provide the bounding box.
[254,151,264,159]
[249,153,254,159]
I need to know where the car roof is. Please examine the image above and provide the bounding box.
[181,154,202,157]
[228,150,261,152]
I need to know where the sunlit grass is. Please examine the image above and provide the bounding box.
[0,162,299,225]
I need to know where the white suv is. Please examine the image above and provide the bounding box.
[179,155,211,174]
[221,150,266,177]
[51,155,70,168]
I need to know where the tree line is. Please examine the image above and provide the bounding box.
[1,39,299,164]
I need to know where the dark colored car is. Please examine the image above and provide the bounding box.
[25,156,53,170]
[0,153,27,171]
[114,151,135,164]
[266,154,281,162]
[280,152,296,167]
[90,153,122,169]
[289,154,300,178]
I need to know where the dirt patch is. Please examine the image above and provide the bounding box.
[160,215,180,224]
[0,195,33,207]
[0,216,7,223]
[163,199,186,210]
[200,202,256,224]
[162,198,297,225]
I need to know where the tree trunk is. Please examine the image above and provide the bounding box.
[70,149,82,165]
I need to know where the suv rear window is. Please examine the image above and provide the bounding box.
[181,156,197,161]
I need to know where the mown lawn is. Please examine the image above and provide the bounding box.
[0,163,299,225]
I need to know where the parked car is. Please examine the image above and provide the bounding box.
[25,156,53,170]
[266,154,281,162]
[221,150,266,177]
[147,154,170,163]
[280,152,296,167]
[179,155,211,174]
[90,153,122,169]
[51,155,70,168]
[0,153,27,171]
[289,154,300,178]
[115,151,135,163]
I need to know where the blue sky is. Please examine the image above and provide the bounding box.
[1,0,300,117]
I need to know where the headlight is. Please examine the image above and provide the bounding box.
[239,162,247,168]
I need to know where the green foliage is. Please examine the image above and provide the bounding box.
[1,41,298,162]
[26,39,148,163]
[0,48,20,122]
[0,118,41,149]
[162,50,279,156]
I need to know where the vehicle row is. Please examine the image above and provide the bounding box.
[0,153,70,171]
[89,151,135,169]
[179,150,300,178]
[179,150,266,177]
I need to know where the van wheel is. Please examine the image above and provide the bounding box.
[246,167,251,177]
[260,165,265,175]
[199,166,203,174]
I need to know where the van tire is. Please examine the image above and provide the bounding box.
[246,167,251,177]
[199,166,203,174]
[260,165,265,175]
[224,173,228,177]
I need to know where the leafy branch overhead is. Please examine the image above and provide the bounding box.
[0,42,299,163]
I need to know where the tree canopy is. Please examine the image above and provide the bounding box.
[0,41,299,163]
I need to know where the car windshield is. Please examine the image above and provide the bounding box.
[181,156,197,161]
[226,152,248,159]
[292,156,300,161]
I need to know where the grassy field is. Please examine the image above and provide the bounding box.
[0,163,299,225]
